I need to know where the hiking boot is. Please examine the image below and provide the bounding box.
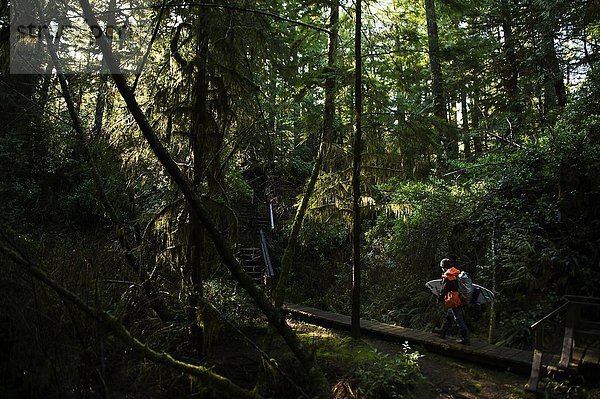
[457,329,470,345]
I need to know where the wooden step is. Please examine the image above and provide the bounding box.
[572,346,600,366]
[237,246,266,287]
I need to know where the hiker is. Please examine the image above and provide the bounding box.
[433,258,470,344]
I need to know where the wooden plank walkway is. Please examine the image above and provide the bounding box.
[285,303,533,375]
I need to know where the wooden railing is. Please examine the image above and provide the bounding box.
[525,296,600,392]
[259,228,275,279]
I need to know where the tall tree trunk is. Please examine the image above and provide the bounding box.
[92,0,115,136]
[93,77,107,136]
[448,96,459,158]
[540,4,567,112]
[501,1,519,103]
[424,0,449,163]
[323,2,339,147]
[488,225,497,344]
[39,28,62,108]
[351,0,363,340]
[542,40,567,111]
[187,27,211,353]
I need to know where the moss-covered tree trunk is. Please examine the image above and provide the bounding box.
[186,26,212,353]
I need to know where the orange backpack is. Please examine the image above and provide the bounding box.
[442,267,463,308]
[444,291,463,309]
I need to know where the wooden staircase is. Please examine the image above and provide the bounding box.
[525,296,600,392]
[236,199,276,287]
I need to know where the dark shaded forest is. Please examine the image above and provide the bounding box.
[1,0,600,397]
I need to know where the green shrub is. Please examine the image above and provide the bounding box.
[354,345,423,399]
[306,334,423,399]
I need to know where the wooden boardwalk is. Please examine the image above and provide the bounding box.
[285,303,533,375]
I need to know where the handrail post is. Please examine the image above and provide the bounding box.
[558,302,577,369]
[525,325,544,392]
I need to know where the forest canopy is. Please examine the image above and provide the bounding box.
[1,0,599,397]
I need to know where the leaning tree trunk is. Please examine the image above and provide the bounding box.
[78,1,329,395]
[260,4,338,394]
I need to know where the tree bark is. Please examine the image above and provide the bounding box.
[92,0,115,136]
[425,0,444,119]
[539,3,567,112]
[500,0,524,138]
[186,26,211,352]
[542,40,567,111]
[501,2,519,106]
[471,94,484,158]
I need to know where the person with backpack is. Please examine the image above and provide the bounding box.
[433,258,470,344]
